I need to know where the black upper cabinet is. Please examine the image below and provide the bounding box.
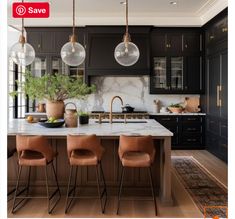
[184,56,202,93]
[183,32,201,54]
[86,26,151,75]
[150,28,203,94]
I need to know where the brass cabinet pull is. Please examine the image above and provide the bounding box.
[217,85,222,107]
[38,44,41,48]
[210,35,214,40]
[222,27,228,32]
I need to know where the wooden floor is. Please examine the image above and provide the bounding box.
[7,150,227,218]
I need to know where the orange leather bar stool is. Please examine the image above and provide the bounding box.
[12,135,61,214]
[117,135,157,215]
[65,134,107,213]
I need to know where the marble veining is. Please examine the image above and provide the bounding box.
[67,76,199,113]
[8,119,173,137]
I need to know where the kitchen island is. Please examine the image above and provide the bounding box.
[8,119,173,205]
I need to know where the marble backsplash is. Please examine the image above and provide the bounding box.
[68,76,200,113]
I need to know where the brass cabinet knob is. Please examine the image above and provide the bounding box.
[185,44,188,48]
[209,35,214,40]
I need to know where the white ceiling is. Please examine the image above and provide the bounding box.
[8,0,228,27]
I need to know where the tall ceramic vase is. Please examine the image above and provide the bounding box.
[46,100,65,119]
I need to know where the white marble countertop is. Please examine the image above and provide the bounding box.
[149,112,206,116]
[8,119,173,137]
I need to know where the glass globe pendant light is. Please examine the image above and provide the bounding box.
[61,0,86,66]
[9,1,35,67]
[114,0,140,66]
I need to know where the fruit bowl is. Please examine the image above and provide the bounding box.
[38,119,65,128]
[168,107,184,113]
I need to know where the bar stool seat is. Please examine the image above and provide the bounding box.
[19,150,57,166]
[120,151,155,167]
[70,149,104,166]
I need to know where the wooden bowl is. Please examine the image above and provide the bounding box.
[168,107,184,113]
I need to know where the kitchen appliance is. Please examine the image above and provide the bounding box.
[121,104,135,113]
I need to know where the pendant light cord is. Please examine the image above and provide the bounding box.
[72,0,75,36]
[125,0,128,35]
[21,0,24,36]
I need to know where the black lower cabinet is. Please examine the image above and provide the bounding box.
[150,115,205,149]
[206,116,227,162]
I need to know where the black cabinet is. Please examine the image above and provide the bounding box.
[203,8,228,163]
[85,26,151,76]
[150,28,203,94]
[26,27,85,78]
[150,115,205,149]
[183,32,201,54]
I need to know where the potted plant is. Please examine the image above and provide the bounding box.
[79,112,89,125]
[168,103,184,113]
[10,71,96,119]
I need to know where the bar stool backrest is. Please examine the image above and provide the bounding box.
[67,134,104,160]
[119,135,155,158]
[16,135,54,162]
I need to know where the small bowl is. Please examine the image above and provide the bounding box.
[38,119,65,128]
[168,107,184,113]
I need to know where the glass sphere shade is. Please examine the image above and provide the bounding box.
[114,41,140,66]
[61,41,86,66]
[9,42,35,66]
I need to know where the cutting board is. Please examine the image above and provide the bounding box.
[184,97,200,113]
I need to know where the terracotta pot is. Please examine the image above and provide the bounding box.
[46,100,65,119]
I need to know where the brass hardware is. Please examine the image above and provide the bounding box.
[166,44,168,48]
[222,27,228,33]
[185,86,188,90]
[209,35,214,40]
[19,35,26,44]
[110,96,124,124]
[38,44,41,48]
[185,44,188,48]
[168,44,171,48]
[216,85,222,107]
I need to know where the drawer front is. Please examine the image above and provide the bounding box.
[155,116,178,123]
[162,123,178,145]
[182,123,202,133]
[220,121,227,138]
[182,116,202,122]
[181,134,202,145]
[207,117,220,135]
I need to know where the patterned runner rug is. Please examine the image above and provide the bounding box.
[172,156,227,218]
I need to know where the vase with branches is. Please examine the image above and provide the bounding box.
[10,71,96,118]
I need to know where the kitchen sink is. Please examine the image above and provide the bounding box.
[95,120,147,124]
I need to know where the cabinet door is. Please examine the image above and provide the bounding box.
[151,32,166,55]
[170,57,183,91]
[184,56,201,93]
[27,56,48,77]
[151,57,168,90]
[221,50,228,119]
[26,31,42,53]
[183,32,201,54]
[208,55,221,117]
[166,33,182,54]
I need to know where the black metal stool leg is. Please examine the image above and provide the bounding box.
[26,166,31,196]
[65,165,73,214]
[95,165,104,213]
[44,165,50,214]
[73,166,78,197]
[148,167,157,216]
[12,165,22,213]
[52,162,61,197]
[99,161,107,211]
[116,166,125,215]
